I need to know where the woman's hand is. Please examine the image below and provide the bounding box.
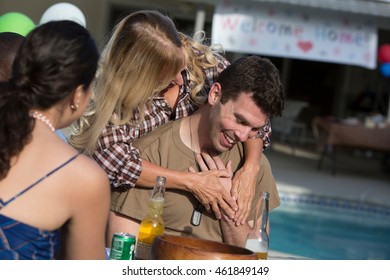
[194,153,233,191]
[188,153,237,220]
[231,164,259,226]
[232,137,263,226]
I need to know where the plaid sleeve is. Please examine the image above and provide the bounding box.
[200,52,230,98]
[93,124,141,188]
[215,52,231,73]
[257,119,272,151]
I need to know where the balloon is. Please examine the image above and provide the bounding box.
[0,12,35,36]
[378,44,390,63]
[379,62,390,78]
[39,2,86,27]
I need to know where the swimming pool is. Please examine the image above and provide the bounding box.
[269,192,390,260]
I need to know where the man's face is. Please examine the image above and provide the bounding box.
[208,92,268,153]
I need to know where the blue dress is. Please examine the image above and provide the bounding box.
[0,154,79,260]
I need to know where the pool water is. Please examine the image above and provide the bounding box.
[269,193,390,260]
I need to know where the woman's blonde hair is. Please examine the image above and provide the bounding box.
[70,10,184,155]
[179,31,223,105]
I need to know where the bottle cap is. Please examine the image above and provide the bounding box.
[261,191,270,200]
[156,176,166,184]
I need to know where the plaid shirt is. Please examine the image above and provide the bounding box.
[93,54,272,188]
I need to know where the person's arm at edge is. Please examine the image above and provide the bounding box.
[232,137,263,225]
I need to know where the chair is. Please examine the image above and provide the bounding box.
[271,100,309,144]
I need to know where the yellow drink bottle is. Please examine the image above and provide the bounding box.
[245,191,270,260]
[135,176,166,260]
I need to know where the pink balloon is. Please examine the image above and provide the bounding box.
[378,44,390,63]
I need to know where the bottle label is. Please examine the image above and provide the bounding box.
[135,240,151,260]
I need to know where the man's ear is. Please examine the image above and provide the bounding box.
[208,83,222,105]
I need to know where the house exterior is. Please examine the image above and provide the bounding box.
[1,0,390,121]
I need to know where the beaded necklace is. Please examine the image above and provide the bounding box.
[31,111,55,132]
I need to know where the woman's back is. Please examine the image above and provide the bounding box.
[0,21,110,260]
[0,126,109,259]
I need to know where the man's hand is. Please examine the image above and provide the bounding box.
[188,153,237,220]
[220,213,252,247]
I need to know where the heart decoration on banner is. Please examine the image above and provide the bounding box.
[297,41,313,53]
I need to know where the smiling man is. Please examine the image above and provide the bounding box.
[110,56,284,246]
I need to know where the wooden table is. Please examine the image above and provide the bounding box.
[312,116,390,174]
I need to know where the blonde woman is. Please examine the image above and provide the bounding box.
[70,11,272,244]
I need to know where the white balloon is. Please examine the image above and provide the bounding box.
[39,2,86,27]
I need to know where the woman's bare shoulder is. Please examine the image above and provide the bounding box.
[73,154,109,186]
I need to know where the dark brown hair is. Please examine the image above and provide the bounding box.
[0,21,99,179]
[217,56,284,118]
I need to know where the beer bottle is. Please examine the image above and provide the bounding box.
[135,176,166,260]
[245,191,270,260]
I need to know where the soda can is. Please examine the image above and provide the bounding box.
[109,232,136,260]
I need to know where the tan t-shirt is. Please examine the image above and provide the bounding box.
[111,119,280,243]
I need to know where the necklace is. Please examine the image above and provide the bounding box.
[189,115,199,154]
[188,115,203,226]
[31,111,55,132]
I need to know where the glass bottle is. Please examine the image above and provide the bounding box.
[245,191,270,260]
[135,176,166,260]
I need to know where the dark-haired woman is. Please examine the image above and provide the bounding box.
[0,21,110,260]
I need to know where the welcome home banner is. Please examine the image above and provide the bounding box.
[212,0,378,69]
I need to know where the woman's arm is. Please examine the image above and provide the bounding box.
[194,152,250,247]
[194,152,271,247]
[138,159,237,220]
[232,118,272,226]
[57,157,110,260]
[93,123,237,219]
[231,137,263,226]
